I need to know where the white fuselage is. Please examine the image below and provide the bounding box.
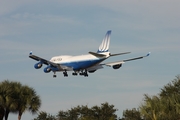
[49,52,110,71]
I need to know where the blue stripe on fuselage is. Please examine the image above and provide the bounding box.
[54,58,105,71]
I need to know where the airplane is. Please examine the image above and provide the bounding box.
[29,30,150,78]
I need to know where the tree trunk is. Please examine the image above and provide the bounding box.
[0,106,5,120]
[18,112,22,120]
[5,109,10,120]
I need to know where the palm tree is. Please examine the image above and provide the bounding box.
[0,80,41,120]
[140,94,162,120]
[139,76,180,120]
[0,80,19,120]
[159,75,180,119]
[16,85,41,120]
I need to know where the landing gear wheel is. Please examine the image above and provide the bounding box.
[79,72,84,76]
[63,71,68,77]
[64,74,68,77]
[84,73,88,77]
[84,70,88,77]
[72,72,78,76]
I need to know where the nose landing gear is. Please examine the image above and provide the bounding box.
[53,72,57,78]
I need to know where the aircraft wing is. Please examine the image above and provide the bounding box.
[29,52,73,70]
[104,52,150,67]
[29,51,56,66]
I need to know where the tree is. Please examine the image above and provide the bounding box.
[100,102,117,120]
[122,108,142,120]
[0,80,41,120]
[33,111,56,120]
[0,80,19,120]
[56,110,69,120]
[16,85,41,120]
[56,102,118,120]
[139,75,180,120]
[0,105,5,120]
[139,94,162,120]
[159,75,180,119]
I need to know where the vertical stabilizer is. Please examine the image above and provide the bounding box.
[97,30,111,53]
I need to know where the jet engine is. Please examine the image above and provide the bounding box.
[113,64,122,69]
[88,70,96,73]
[44,66,51,73]
[34,62,43,69]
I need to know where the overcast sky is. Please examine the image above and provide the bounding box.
[0,0,180,119]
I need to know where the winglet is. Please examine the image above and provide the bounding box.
[146,52,151,57]
[29,51,33,55]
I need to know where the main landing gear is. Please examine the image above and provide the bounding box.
[72,72,78,76]
[63,71,68,77]
[72,70,88,77]
[53,71,68,77]
[53,70,89,77]
[79,70,88,77]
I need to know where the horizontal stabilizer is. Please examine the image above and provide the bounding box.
[89,52,106,57]
[110,52,131,56]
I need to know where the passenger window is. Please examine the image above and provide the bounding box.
[57,58,62,61]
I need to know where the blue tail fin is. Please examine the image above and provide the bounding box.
[97,30,111,53]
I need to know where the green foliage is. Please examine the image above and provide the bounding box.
[122,108,142,120]
[140,94,162,120]
[2,76,180,120]
[56,102,117,120]
[159,75,180,119]
[33,111,56,120]
[139,75,180,120]
[0,80,41,120]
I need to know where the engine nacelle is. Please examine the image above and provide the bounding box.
[34,62,43,69]
[44,66,51,73]
[88,70,96,73]
[113,64,122,69]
